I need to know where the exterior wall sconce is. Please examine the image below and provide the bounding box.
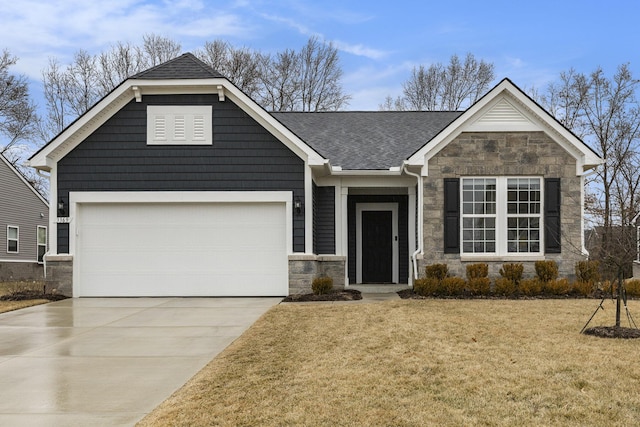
[58,199,66,216]
[294,197,302,215]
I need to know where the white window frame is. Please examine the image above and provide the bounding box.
[147,105,212,145]
[37,225,47,263]
[461,177,543,259]
[7,225,18,254]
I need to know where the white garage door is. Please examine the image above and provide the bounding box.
[75,202,288,297]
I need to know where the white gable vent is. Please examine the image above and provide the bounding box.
[468,98,538,131]
[147,106,212,145]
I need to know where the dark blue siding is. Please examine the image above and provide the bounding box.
[57,94,305,252]
[313,184,335,254]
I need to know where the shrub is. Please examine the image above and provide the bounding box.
[625,279,640,298]
[442,276,466,296]
[466,263,489,280]
[499,263,523,285]
[414,278,440,296]
[519,278,542,296]
[467,277,491,296]
[534,260,558,282]
[575,260,600,284]
[495,277,516,296]
[543,278,571,296]
[425,263,448,280]
[571,280,594,297]
[311,276,333,295]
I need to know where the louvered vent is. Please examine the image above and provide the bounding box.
[154,116,166,140]
[147,106,212,145]
[174,116,186,140]
[478,99,529,123]
[193,115,205,140]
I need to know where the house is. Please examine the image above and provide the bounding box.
[0,153,49,281]
[28,53,603,297]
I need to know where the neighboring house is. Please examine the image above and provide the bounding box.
[0,153,49,281]
[28,53,603,297]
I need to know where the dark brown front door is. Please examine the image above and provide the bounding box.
[361,210,393,283]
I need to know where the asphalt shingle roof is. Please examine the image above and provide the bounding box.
[272,111,463,170]
[131,52,224,79]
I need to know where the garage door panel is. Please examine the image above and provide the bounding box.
[76,202,288,296]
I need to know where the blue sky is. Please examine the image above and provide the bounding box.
[1,0,638,111]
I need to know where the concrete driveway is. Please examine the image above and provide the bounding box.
[0,297,281,426]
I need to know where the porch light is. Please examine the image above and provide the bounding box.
[58,199,66,216]
[294,197,302,215]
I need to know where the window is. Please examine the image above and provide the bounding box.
[461,177,542,256]
[37,226,47,263]
[7,226,18,253]
[147,106,212,145]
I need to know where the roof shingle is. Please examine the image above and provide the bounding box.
[131,52,224,79]
[272,111,462,170]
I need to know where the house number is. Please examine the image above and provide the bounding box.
[55,217,72,223]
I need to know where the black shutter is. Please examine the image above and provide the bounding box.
[444,178,460,253]
[544,178,561,253]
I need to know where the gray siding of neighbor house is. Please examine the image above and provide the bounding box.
[56,94,305,253]
[313,184,335,254]
[422,131,583,279]
[0,157,49,265]
[348,195,409,284]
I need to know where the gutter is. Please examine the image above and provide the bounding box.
[402,162,422,283]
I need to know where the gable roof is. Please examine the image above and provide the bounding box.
[0,153,48,206]
[29,53,325,170]
[273,111,461,170]
[405,78,603,175]
[131,53,224,79]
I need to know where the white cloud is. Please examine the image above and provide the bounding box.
[0,0,249,79]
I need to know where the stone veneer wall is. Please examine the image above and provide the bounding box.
[289,255,346,294]
[0,262,44,282]
[43,254,73,296]
[420,132,585,280]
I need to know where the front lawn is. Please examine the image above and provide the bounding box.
[138,299,640,426]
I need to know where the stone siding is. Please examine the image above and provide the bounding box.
[43,254,73,296]
[288,255,346,294]
[0,262,44,282]
[421,131,585,280]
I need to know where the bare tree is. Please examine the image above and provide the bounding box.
[297,36,350,112]
[195,40,262,98]
[66,50,100,117]
[41,57,70,138]
[259,49,300,111]
[378,95,406,111]
[0,50,38,164]
[141,34,182,68]
[384,53,494,111]
[402,64,443,110]
[97,41,146,93]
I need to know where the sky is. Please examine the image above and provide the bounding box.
[1,0,639,112]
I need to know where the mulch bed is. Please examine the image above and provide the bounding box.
[582,326,640,339]
[283,289,362,302]
[0,290,68,302]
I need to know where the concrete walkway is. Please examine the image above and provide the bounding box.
[0,297,281,426]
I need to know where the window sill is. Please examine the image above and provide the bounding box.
[460,254,546,262]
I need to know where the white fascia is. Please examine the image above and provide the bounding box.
[29,78,327,171]
[405,79,604,177]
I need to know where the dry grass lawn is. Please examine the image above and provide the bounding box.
[138,299,640,426]
[0,281,48,313]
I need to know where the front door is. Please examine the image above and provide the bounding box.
[361,210,393,283]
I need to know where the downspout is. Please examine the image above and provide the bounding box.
[402,162,422,282]
[35,168,51,279]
